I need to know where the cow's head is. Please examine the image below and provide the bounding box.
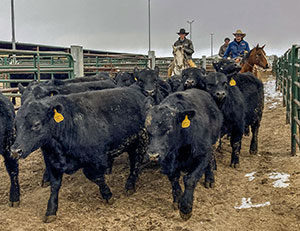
[181,68,206,90]
[11,99,65,160]
[205,72,229,104]
[145,104,195,161]
[115,72,136,87]
[213,59,241,75]
[134,67,159,97]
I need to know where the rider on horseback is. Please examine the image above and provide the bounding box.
[173,28,196,68]
[223,29,250,62]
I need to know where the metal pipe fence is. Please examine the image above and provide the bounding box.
[274,44,300,155]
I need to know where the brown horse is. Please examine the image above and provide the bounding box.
[240,44,269,73]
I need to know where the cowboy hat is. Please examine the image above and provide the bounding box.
[177,28,189,35]
[233,29,246,37]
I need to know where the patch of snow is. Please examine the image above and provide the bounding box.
[234,197,270,210]
[245,172,256,181]
[264,79,282,102]
[268,172,290,188]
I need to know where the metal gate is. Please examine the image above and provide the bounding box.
[274,44,300,155]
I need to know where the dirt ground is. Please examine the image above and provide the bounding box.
[0,73,300,231]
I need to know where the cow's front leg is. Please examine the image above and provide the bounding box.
[3,152,20,207]
[230,128,243,168]
[43,166,63,223]
[179,156,208,221]
[168,170,182,210]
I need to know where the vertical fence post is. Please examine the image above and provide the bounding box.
[291,45,297,155]
[202,55,206,70]
[71,45,84,77]
[148,50,155,69]
[37,46,41,82]
[286,52,290,123]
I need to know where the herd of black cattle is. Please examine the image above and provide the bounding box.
[0,59,264,223]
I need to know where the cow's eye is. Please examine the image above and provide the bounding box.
[207,84,214,90]
[32,121,41,131]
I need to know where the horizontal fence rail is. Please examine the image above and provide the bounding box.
[0,44,217,102]
[0,48,75,98]
[274,44,300,155]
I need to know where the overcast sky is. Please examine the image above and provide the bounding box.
[0,0,299,57]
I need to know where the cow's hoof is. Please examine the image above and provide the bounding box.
[9,201,20,207]
[230,163,240,168]
[125,188,136,196]
[172,202,179,210]
[105,198,115,205]
[43,215,57,223]
[41,181,50,188]
[179,210,192,221]
[205,182,215,188]
[234,163,240,168]
[250,150,257,155]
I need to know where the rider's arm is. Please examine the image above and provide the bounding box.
[245,41,250,52]
[184,41,194,55]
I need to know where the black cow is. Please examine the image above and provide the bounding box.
[11,88,148,223]
[213,59,241,76]
[20,79,116,106]
[205,72,246,167]
[133,67,171,105]
[10,73,69,105]
[0,92,20,207]
[167,75,184,92]
[146,89,223,220]
[181,68,207,90]
[114,72,136,87]
[18,72,111,102]
[213,60,264,154]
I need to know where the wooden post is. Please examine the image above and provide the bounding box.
[71,45,84,77]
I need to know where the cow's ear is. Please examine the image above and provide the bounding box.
[53,103,64,113]
[52,79,64,86]
[49,89,59,97]
[133,67,139,80]
[177,110,196,128]
[50,103,65,123]
[212,61,219,72]
[18,83,25,94]
[256,44,259,49]
[154,66,159,76]
[261,44,265,49]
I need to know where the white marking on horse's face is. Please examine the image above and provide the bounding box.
[173,45,185,68]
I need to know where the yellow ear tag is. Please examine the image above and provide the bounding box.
[181,115,190,128]
[134,77,138,81]
[53,109,64,123]
[229,78,236,86]
[50,93,54,96]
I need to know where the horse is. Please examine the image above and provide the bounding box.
[240,44,269,74]
[168,45,189,77]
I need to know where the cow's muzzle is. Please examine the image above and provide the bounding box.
[148,152,160,162]
[10,148,23,160]
[146,89,155,96]
[184,80,195,88]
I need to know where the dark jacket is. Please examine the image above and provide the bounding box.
[223,39,250,59]
[174,37,194,59]
[218,43,229,57]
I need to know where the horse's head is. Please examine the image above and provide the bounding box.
[172,45,185,69]
[250,44,269,69]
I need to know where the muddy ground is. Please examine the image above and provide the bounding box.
[0,74,300,231]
